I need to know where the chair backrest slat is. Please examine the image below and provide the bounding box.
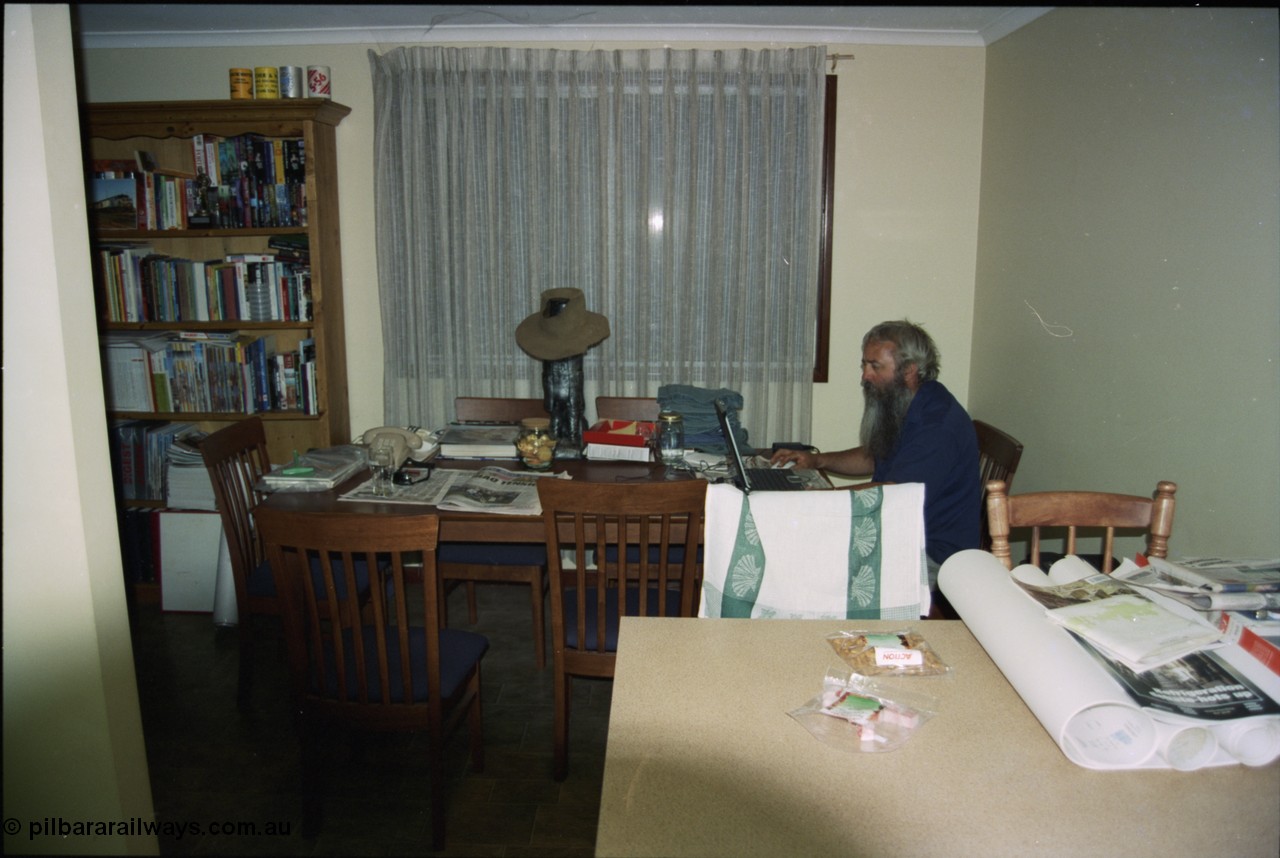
[201,417,272,607]
[257,508,445,712]
[539,479,706,658]
[455,396,548,423]
[595,396,660,422]
[973,420,1024,550]
[985,479,1177,573]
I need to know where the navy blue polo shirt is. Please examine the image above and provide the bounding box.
[871,380,981,565]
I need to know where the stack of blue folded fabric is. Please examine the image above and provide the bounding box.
[656,384,749,453]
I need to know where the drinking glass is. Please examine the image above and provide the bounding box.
[370,439,396,497]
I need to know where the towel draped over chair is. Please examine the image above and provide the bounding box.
[701,482,931,620]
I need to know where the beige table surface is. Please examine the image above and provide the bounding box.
[596,617,1280,858]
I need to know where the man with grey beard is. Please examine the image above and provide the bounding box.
[771,320,981,589]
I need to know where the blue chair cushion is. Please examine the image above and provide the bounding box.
[561,586,685,651]
[438,542,547,566]
[246,558,277,599]
[604,544,704,565]
[316,626,489,703]
[248,556,372,601]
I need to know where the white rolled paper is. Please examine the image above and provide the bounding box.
[938,550,1280,771]
[938,550,1157,768]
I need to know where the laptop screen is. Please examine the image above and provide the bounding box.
[713,399,753,493]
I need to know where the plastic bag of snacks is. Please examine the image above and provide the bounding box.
[826,629,952,677]
[789,666,938,753]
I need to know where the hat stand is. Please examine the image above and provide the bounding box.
[543,355,585,459]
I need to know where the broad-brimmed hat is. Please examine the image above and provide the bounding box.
[515,288,611,361]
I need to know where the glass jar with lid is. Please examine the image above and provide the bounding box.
[516,417,557,470]
[655,411,685,465]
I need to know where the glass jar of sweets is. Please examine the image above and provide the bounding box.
[656,411,685,465]
[516,417,557,470]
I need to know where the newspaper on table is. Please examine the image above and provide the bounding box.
[339,465,567,515]
[1112,557,1280,612]
[1006,559,1224,672]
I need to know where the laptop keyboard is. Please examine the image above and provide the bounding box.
[745,467,806,491]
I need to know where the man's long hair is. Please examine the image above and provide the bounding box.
[862,321,941,383]
[859,321,941,460]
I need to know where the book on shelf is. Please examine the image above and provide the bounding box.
[437,423,521,459]
[89,177,139,231]
[100,331,315,416]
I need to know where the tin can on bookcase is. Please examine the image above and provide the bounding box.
[279,66,304,99]
[306,66,331,99]
[254,66,280,99]
[229,68,253,99]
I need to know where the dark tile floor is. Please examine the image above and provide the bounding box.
[129,582,609,856]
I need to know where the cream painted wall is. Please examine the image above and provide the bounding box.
[820,44,984,463]
[3,5,156,854]
[77,40,986,448]
[971,8,1280,557]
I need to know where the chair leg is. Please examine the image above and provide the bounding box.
[298,720,325,839]
[236,621,254,709]
[466,582,479,624]
[427,740,446,852]
[530,571,546,670]
[553,669,571,781]
[468,671,485,773]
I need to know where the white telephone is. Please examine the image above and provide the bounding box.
[360,426,435,470]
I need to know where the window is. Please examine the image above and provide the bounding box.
[371,46,827,442]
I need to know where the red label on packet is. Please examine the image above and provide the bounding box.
[874,646,924,667]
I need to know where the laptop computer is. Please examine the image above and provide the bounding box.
[713,400,819,493]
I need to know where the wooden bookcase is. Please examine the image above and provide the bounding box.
[85,100,351,603]
[84,99,351,465]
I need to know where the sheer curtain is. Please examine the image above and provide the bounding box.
[370,46,825,442]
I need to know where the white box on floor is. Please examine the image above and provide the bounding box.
[159,510,222,613]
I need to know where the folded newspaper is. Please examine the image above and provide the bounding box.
[1112,557,1280,612]
[340,465,567,515]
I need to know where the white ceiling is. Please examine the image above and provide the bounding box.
[73,5,1053,49]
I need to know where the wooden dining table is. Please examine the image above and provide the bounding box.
[259,457,705,542]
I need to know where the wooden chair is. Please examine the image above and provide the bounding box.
[441,396,551,667]
[985,479,1177,573]
[256,508,487,851]
[201,417,276,705]
[595,396,660,422]
[973,420,1025,550]
[538,478,706,780]
[455,396,549,424]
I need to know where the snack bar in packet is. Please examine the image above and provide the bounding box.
[827,630,952,677]
[789,666,937,754]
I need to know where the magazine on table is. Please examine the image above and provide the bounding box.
[260,445,366,491]
[340,465,566,515]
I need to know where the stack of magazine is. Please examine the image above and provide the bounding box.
[260,445,365,491]
[437,424,521,459]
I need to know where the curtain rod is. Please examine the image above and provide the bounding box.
[828,53,854,72]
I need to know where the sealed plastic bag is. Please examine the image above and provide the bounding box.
[826,629,953,677]
[789,666,938,753]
